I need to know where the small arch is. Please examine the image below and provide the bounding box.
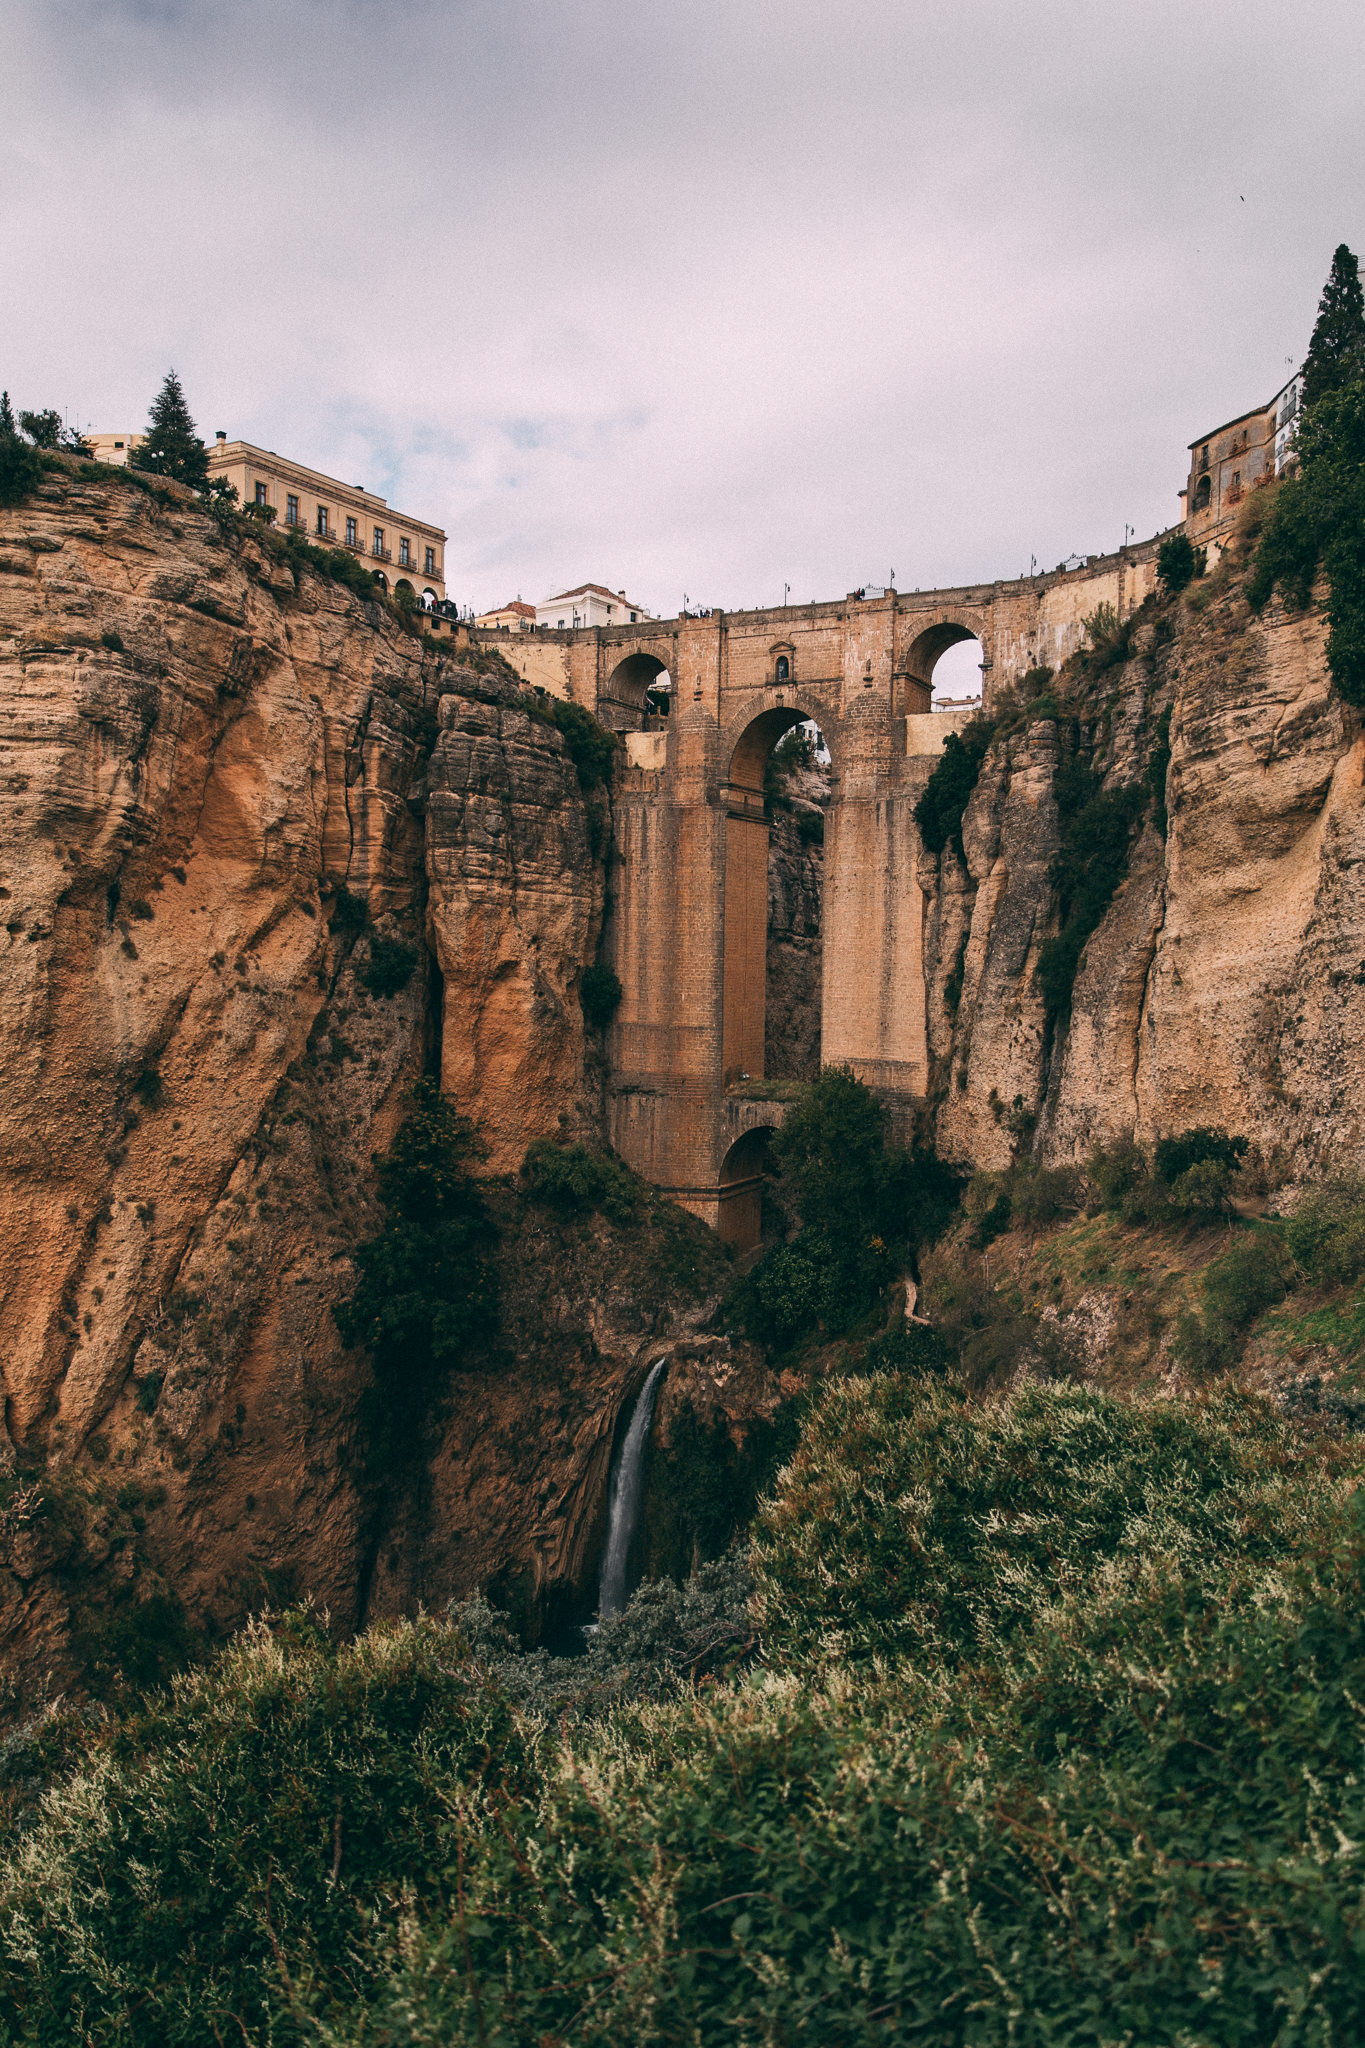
[775,654,790,683]
[904,621,985,709]
[1193,474,1212,512]
[603,651,670,729]
[717,1125,777,1253]
[371,571,389,591]
[395,578,415,597]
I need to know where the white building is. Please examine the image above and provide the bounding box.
[535,582,652,630]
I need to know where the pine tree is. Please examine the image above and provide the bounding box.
[131,369,210,489]
[1301,244,1365,410]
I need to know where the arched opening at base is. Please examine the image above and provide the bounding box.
[717,1125,778,1255]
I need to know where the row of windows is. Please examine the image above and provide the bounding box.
[253,483,438,574]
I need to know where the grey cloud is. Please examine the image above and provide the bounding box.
[3,0,1362,618]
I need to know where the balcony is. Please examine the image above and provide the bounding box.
[370,546,392,563]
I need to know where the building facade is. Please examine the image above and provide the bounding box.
[86,431,447,603]
[534,582,652,630]
[475,599,536,632]
[1182,371,1303,546]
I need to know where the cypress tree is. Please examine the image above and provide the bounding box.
[132,369,210,489]
[1301,244,1365,410]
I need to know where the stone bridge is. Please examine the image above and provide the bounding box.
[476,537,1170,1247]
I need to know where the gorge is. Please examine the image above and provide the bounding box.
[0,451,1361,1704]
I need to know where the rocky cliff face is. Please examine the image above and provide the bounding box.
[0,464,762,1703]
[922,534,1365,1177]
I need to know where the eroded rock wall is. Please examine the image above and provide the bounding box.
[921,550,1365,1176]
[0,464,630,1696]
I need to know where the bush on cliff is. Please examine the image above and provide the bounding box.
[912,714,995,855]
[579,958,622,1026]
[521,1137,639,1223]
[1036,752,1145,1024]
[1156,529,1206,593]
[726,1069,958,1350]
[334,1080,497,1425]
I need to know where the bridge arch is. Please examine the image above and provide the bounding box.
[716,1124,778,1251]
[722,702,833,1092]
[603,650,673,726]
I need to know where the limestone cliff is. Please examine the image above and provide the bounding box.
[0,462,708,1701]
[921,529,1365,1177]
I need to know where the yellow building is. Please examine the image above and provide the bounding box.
[475,599,536,632]
[86,430,447,603]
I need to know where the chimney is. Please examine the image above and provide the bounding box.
[215,431,226,444]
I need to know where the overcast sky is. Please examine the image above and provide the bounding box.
[5,0,1362,690]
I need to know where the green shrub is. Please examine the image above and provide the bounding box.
[131,1066,164,1109]
[0,1614,529,2045]
[360,934,419,998]
[912,715,995,856]
[1156,531,1206,593]
[520,1138,639,1223]
[580,959,622,1027]
[1080,600,1131,670]
[1036,754,1144,1023]
[100,628,124,653]
[752,1373,1335,1668]
[333,1081,497,1444]
[329,884,368,935]
[0,391,42,508]
[1286,1174,1365,1286]
[545,696,620,790]
[1155,1125,1248,1185]
[1147,702,1173,836]
[795,804,824,844]
[729,1079,960,1352]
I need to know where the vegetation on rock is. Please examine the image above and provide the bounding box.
[333,1080,497,1433]
[726,1067,958,1350]
[912,713,994,855]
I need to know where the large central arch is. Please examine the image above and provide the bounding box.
[722,704,832,1087]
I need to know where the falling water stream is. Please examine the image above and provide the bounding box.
[596,1358,666,1620]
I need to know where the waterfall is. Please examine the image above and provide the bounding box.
[597,1358,666,1620]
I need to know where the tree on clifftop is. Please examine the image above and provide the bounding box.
[131,369,210,489]
[1302,244,1365,410]
[0,391,42,509]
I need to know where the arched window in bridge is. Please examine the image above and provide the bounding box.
[775,655,790,683]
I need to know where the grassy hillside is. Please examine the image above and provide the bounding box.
[1,1367,1363,2045]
